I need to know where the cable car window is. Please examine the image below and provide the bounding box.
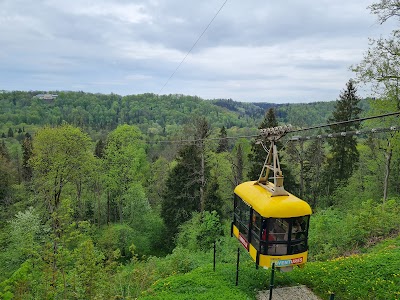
[250,211,262,250]
[233,195,251,238]
[289,240,307,254]
[291,216,308,240]
[290,216,309,254]
[270,218,289,242]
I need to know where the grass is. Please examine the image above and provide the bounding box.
[139,256,269,300]
[138,235,400,300]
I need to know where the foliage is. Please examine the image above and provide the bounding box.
[177,211,223,251]
[277,236,400,300]
[216,126,229,153]
[248,108,279,180]
[325,80,362,193]
[0,85,399,299]
[161,144,201,248]
[309,199,400,261]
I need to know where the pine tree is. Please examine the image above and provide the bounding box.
[326,79,362,189]
[204,177,223,217]
[94,139,105,158]
[21,133,33,182]
[161,144,201,248]
[248,108,278,180]
[216,126,228,153]
[303,136,326,206]
[7,127,14,138]
[232,143,244,186]
[248,108,298,192]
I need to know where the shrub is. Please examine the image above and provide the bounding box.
[177,211,223,251]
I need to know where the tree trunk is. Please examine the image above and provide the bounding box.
[299,141,304,198]
[107,190,110,225]
[383,141,392,204]
[200,150,205,212]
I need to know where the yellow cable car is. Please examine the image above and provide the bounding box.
[231,126,312,271]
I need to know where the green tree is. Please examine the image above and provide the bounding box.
[103,124,149,223]
[72,239,105,299]
[353,2,400,202]
[248,108,278,180]
[161,144,201,249]
[325,80,362,192]
[232,143,244,186]
[216,126,228,153]
[7,128,14,138]
[204,176,223,217]
[21,133,33,182]
[29,124,93,289]
[8,207,41,262]
[176,211,223,251]
[303,137,326,207]
[0,142,15,208]
[94,139,105,158]
[248,108,297,192]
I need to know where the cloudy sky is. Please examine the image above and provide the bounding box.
[0,0,395,103]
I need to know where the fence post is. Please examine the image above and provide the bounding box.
[213,241,216,272]
[235,248,240,286]
[269,263,276,300]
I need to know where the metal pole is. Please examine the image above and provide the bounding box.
[213,241,216,272]
[329,293,335,300]
[269,263,276,300]
[235,248,240,286]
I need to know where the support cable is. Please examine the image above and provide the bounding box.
[146,111,400,145]
[159,0,229,94]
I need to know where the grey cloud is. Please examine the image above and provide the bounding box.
[0,0,393,102]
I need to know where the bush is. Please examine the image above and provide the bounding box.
[309,199,400,260]
[177,211,223,252]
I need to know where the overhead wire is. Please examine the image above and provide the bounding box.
[147,111,400,145]
[290,111,400,133]
[158,0,229,94]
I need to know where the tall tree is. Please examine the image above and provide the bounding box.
[326,80,362,190]
[0,141,14,208]
[204,176,223,217]
[248,108,278,180]
[216,126,228,153]
[194,117,211,212]
[7,127,14,138]
[232,143,244,186]
[161,144,201,249]
[21,133,33,182]
[353,1,400,202]
[94,139,105,158]
[248,108,297,192]
[30,124,93,289]
[103,125,149,223]
[303,137,326,207]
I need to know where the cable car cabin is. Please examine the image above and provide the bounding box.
[232,181,312,271]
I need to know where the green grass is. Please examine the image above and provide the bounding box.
[138,236,400,300]
[139,260,269,300]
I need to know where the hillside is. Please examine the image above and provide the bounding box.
[1,91,365,136]
[0,90,398,300]
[136,235,400,300]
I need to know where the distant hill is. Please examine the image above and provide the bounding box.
[0,91,370,137]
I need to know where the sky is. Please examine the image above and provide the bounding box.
[0,0,395,103]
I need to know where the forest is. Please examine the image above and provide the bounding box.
[1,1,400,300]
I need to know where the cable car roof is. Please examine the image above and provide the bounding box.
[234,181,312,218]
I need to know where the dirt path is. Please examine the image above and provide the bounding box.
[257,285,322,300]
